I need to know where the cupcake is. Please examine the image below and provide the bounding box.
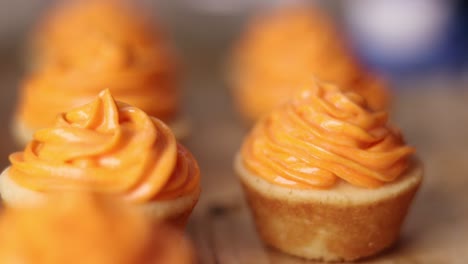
[230,6,390,122]
[2,90,200,229]
[14,0,185,146]
[0,192,195,264]
[235,79,422,261]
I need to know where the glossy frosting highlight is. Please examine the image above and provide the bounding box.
[9,90,199,202]
[232,7,389,121]
[18,0,178,129]
[241,80,414,189]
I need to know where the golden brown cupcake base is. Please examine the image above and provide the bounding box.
[11,116,190,147]
[0,168,200,230]
[140,186,200,230]
[235,154,423,262]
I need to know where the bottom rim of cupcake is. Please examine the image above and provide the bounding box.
[234,153,423,261]
[0,167,200,230]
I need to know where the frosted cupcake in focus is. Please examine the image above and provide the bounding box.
[0,192,195,264]
[15,0,185,145]
[2,90,200,229]
[230,6,389,122]
[235,79,422,261]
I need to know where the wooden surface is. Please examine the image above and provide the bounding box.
[1,43,468,264]
[181,79,468,264]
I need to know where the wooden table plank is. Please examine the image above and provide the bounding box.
[210,203,270,264]
[0,43,467,263]
[183,79,468,264]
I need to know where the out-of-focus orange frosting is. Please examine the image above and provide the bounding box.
[9,90,199,202]
[34,0,175,69]
[0,193,194,264]
[241,80,414,189]
[18,0,178,129]
[232,7,389,121]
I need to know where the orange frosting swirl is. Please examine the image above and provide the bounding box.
[19,0,178,129]
[231,7,389,121]
[0,193,195,264]
[9,90,199,202]
[241,80,414,189]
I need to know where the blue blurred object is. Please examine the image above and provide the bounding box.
[343,0,461,78]
[453,0,468,68]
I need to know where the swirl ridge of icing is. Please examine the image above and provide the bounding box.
[241,80,414,189]
[9,90,199,202]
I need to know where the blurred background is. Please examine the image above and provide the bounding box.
[1,0,467,157]
[2,0,468,78]
[0,0,467,262]
[1,0,467,194]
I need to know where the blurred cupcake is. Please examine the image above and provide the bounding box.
[235,79,422,261]
[0,192,195,264]
[230,6,390,122]
[2,90,200,229]
[14,0,185,146]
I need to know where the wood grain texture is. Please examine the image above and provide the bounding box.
[0,46,467,264]
[181,77,468,264]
